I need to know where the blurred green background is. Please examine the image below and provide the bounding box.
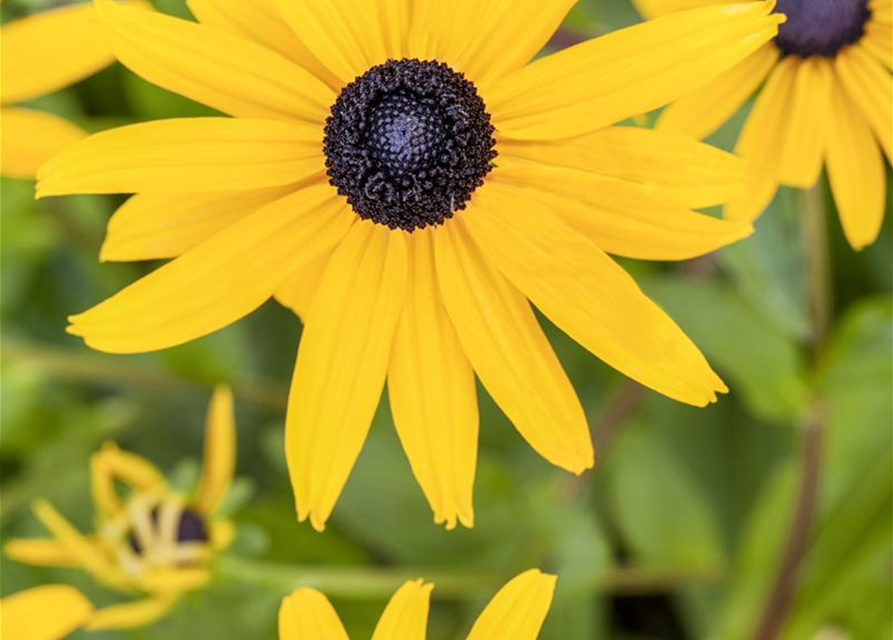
[1,1,891,639]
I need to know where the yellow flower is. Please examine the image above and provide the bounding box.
[37,0,782,531]
[279,569,555,640]
[0,1,131,179]
[2,387,237,637]
[635,0,892,250]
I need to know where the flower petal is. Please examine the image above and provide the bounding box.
[86,596,177,631]
[186,0,340,89]
[95,0,333,122]
[274,0,410,84]
[826,79,886,251]
[101,185,298,262]
[0,3,117,104]
[195,385,236,516]
[657,43,778,140]
[4,538,82,567]
[835,45,892,161]
[725,57,796,222]
[0,585,93,640]
[286,222,407,531]
[406,0,481,61]
[91,442,167,519]
[67,184,353,354]
[388,231,478,529]
[274,252,332,322]
[862,18,892,69]
[488,1,783,139]
[434,220,593,474]
[632,0,736,19]
[466,570,556,640]
[0,108,85,180]
[371,580,432,640]
[490,160,751,261]
[499,125,746,210]
[138,567,210,593]
[778,57,833,188]
[37,118,324,197]
[465,182,727,406]
[279,589,349,640]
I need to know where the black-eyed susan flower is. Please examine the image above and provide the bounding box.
[3,387,236,637]
[37,0,783,531]
[636,0,892,250]
[0,1,139,179]
[279,569,555,640]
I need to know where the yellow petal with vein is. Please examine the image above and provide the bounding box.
[279,589,349,640]
[371,580,432,640]
[826,81,886,251]
[274,252,332,322]
[101,185,298,262]
[68,184,353,354]
[86,595,177,631]
[632,0,735,20]
[388,231,478,529]
[37,118,323,197]
[0,585,93,640]
[466,570,556,640]
[95,0,333,122]
[778,57,832,188]
[836,46,893,161]
[862,19,892,69]
[489,2,783,139]
[195,385,236,516]
[434,221,593,474]
[657,43,778,140]
[0,108,85,180]
[466,183,727,406]
[406,0,482,61]
[286,222,407,531]
[725,57,796,222]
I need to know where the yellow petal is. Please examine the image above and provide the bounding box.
[0,4,115,104]
[274,0,410,84]
[500,125,745,210]
[725,57,796,222]
[67,184,353,354]
[826,79,886,251]
[138,567,210,593]
[371,580,432,640]
[862,18,892,69]
[0,108,85,180]
[86,595,177,631]
[631,0,735,20]
[434,220,593,474]
[186,0,340,89]
[657,43,778,140]
[30,499,130,591]
[388,231,479,529]
[274,252,332,322]
[0,585,93,640]
[209,519,236,550]
[465,183,727,407]
[4,538,81,567]
[36,118,324,197]
[95,0,333,122]
[101,185,298,262]
[835,45,893,161]
[490,160,751,262]
[488,1,783,139]
[449,0,578,87]
[195,385,236,516]
[286,222,408,531]
[279,589,349,640]
[406,0,482,61]
[465,570,556,640]
[91,442,167,519]
[778,57,833,188]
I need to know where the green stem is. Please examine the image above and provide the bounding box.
[802,185,832,354]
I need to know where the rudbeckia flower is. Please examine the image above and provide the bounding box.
[3,387,237,637]
[279,569,555,640]
[636,0,892,250]
[37,0,783,531]
[0,1,136,179]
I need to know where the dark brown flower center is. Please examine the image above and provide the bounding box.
[775,0,870,57]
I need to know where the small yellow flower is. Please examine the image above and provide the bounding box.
[37,0,783,531]
[0,1,136,179]
[278,569,556,640]
[635,0,892,250]
[2,387,237,638]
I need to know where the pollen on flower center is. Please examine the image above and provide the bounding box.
[324,59,497,232]
[774,0,870,57]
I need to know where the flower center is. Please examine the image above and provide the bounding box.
[127,506,208,556]
[774,0,870,57]
[324,59,497,232]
